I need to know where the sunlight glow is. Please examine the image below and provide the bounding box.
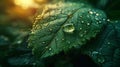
[14,0,39,9]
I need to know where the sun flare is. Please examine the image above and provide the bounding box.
[14,0,39,9]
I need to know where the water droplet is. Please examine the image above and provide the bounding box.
[45,47,48,49]
[56,38,59,41]
[97,56,105,63]
[32,63,36,66]
[88,11,93,14]
[81,21,84,23]
[42,42,46,44]
[63,23,75,34]
[62,38,65,41]
[92,51,99,55]
[87,23,90,26]
[51,53,54,55]
[91,51,105,63]
[107,19,110,22]
[96,13,99,16]
[95,17,99,20]
[84,30,87,33]
[49,28,52,31]
[79,16,82,18]
[103,18,106,21]
[107,42,111,45]
[44,23,49,27]
[31,31,35,34]
[80,34,84,37]
[98,21,102,24]
[79,28,82,30]
[67,41,71,44]
[17,40,22,44]
[96,22,99,24]
[49,48,52,50]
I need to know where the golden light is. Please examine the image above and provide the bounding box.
[14,0,39,9]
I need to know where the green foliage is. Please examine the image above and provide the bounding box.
[28,2,107,58]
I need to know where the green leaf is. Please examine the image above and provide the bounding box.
[28,2,107,58]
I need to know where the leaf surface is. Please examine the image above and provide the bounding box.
[28,2,106,58]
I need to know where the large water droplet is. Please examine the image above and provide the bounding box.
[63,23,75,34]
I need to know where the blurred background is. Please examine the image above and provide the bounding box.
[0,0,120,67]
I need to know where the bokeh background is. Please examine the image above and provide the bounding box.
[0,0,120,67]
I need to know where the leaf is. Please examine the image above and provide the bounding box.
[28,2,107,58]
[83,21,120,66]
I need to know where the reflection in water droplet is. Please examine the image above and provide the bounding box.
[63,23,75,34]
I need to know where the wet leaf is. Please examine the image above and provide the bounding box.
[28,2,107,58]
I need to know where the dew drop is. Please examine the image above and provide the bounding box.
[63,23,75,34]
[107,19,110,22]
[80,34,84,37]
[79,16,82,18]
[49,48,52,50]
[107,42,111,45]
[97,57,105,63]
[103,18,106,21]
[56,38,59,41]
[81,21,84,23]
[42,42,46,44]
[51,53,54,55]
[87,23,90,26]
[88,11,93,14]
[84,30,87,33]
[98,21,102,24]
[45,47,48,49]
[79,28,82,30]
[96,13,99,16]
[17,40,22,44]
[49,28,52,31]
[31,31,35,34]
[67,41,71,44]
[32,63,36,66]
[62,38,65,41]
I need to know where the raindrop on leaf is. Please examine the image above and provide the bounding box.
[63,23,75,34]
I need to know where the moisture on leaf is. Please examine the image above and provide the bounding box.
[28,2,107,58]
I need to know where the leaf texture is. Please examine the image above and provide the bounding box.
[28,2,107,58]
